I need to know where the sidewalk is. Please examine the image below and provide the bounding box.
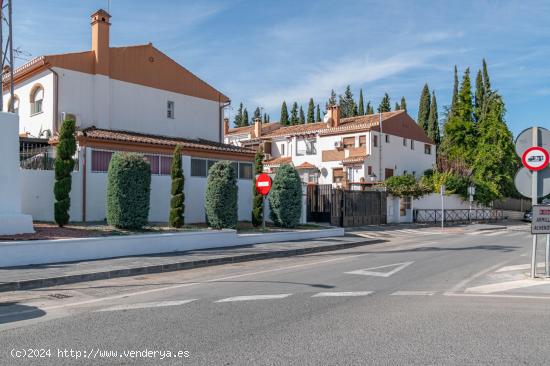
[0,235,378,293]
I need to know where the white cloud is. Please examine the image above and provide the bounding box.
[252,50,445,109]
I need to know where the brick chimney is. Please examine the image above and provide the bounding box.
[327,105,340,127]
[91,9,111,76]
[253,117,262,138]
[223,118,229,135]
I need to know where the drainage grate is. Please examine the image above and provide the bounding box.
[48,293,72,299]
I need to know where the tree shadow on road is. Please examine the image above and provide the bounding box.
[0,302,46,324]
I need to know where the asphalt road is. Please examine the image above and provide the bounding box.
[2,224,549,365]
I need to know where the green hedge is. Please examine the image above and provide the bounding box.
[169,146,185,227]
[106,152,151,229]
[54,118,76,227]
[252,148,265,227]
[204,161,238,229]
[269,164,302,228]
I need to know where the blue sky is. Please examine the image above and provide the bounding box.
[12,0,550,136]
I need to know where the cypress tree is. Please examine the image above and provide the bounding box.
[395,102,400,111]
[290,102,299,125]
[253,106,262,122]
[299,105,305,124]
[448,65,459,120]
[263,113,268,123]
[366,102,374,115]
[234,102,243,127]
[54,117,77,227]
[340,85,355,118]
[377,93,391,113]
[427,91,440,145]
[169,146,185,227]
[326,89,337,109]
[417,83,431,132]
[457,68,473,123]
[316,104,321,122]
[358,89,365,115]
[280,101,289,125]
[474,69,485,123]
[307,98,315,123]
[251,147,265,227]
[400,96,407,112]
[482,58,491,93]
[242,108,249,126]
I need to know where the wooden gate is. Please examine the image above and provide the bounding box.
[330,189,387,227]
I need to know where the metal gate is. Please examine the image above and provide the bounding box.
[331,189,387,227]
[307,184,333,222]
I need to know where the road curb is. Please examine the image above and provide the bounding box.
[0,239,382,293]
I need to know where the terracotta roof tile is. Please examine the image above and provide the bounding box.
[226,122,282,136]
[295,161,318,170]
[263,156,292,166]
[78,127,255,155]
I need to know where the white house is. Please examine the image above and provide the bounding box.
[6,9,255,223]
[225,105,436,186]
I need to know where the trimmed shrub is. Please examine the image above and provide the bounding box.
[269,164,302,228]
[385,174,431,198]
[251,148,265,227]
[204,161,238,229]
[169,146,185,227]
[54,118,76,227]
[106,152,151,229]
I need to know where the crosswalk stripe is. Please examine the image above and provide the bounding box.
[216,294,291,303]
[99,299,197,312]
[484,231,506,236]
[391,291,435,296]
[312,291,373,297]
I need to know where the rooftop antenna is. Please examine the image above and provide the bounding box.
[0,0,14,112]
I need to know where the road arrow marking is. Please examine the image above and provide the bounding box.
[99,299,197,312]
[216,294,291,302]
[344,261,414,278]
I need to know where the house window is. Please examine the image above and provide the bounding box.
[403,138,407,146]
[333,168,344,183]
[308,173,319,183]
[343,137,355,149]
[367,165,373,176]
[160,156,173,175]
[30,86,44,115]
[231,162,239,176]
[296,138,317,156]
[359,136,366,147]
[411,140,415,150]
[424,144,432,155]
[91,150,113,173]
[144,155,161,175]
[373,135,378,147]
[167,101,175,119]
[239,162,253,180]
[191,158,207,177]
[385,134,390,143]
[281,144,285,156]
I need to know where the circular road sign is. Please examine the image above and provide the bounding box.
[255,173,272,195]
[514,167,550,198]
[522,147,549,171]
[515,126,550,158]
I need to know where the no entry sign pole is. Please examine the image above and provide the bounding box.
[531,127,538,278]
[255,173,273,230]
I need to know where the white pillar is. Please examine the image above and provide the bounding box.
[0,112,34,235]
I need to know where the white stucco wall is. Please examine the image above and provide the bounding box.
[3,70,55,138]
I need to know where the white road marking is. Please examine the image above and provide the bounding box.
[345,261,414,278]
[496,262,545,272]
[216,294,291,302]
[466,231,485,236]
[99,299,197,312]
[446,257,519,293]
[391,291,435,296]
[444,292,550,300]
[484,231,506,236]
[0,252,373,319]
[465,279,550,294]
[312,291,373,297]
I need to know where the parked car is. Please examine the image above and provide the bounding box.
[523,209,532,222]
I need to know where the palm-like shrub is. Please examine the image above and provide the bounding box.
[169,146,185,227]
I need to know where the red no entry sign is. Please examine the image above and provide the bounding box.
[522,146,549,171]
[255,173,272,195]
